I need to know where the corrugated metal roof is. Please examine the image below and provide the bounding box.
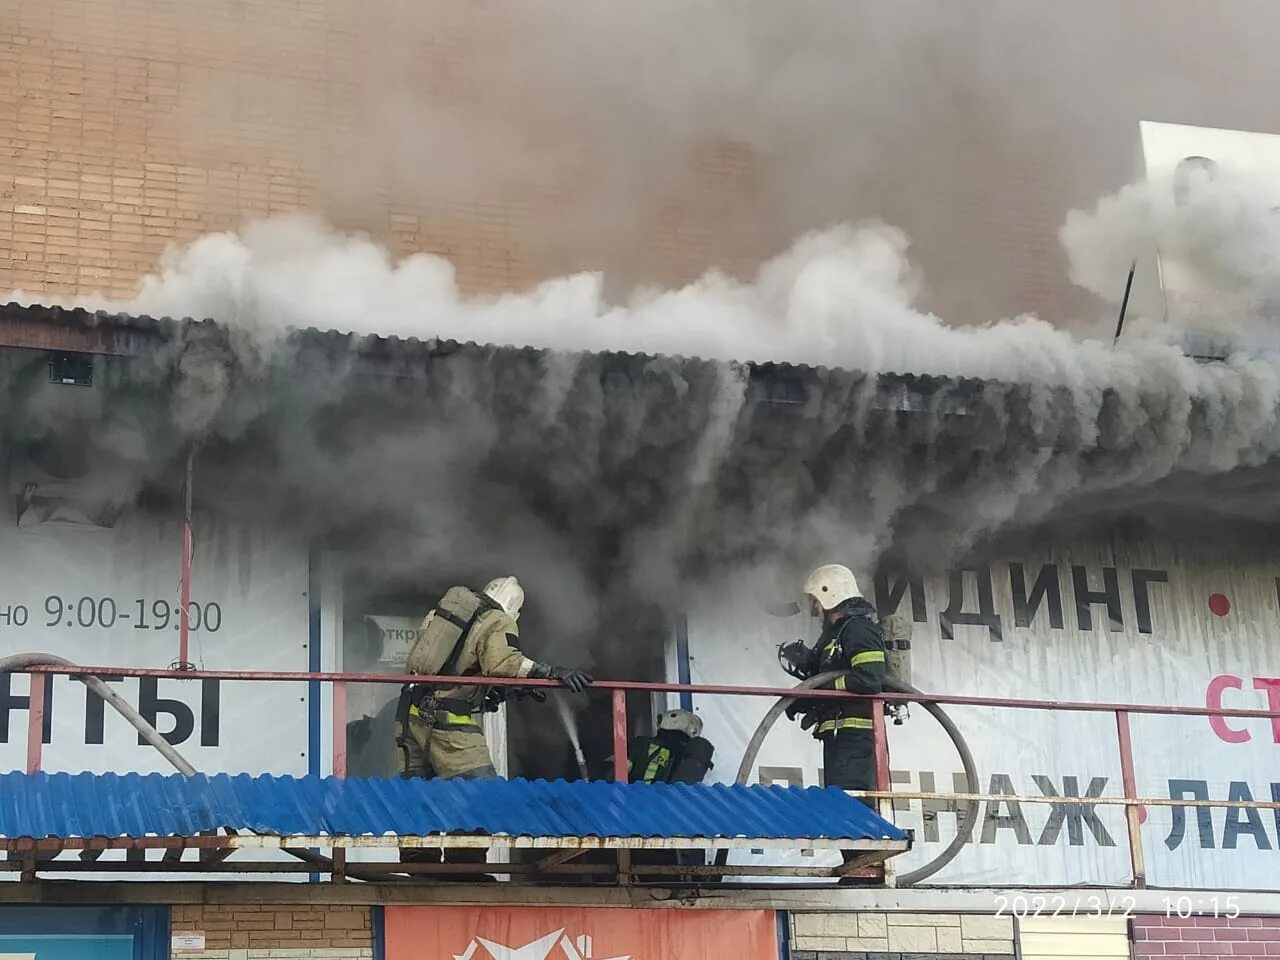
[0,300,986,401]
[0,772,906,843]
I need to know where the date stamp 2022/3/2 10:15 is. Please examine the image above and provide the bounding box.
[994,893,1242,919]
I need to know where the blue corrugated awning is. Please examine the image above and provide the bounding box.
[0,772,907,845]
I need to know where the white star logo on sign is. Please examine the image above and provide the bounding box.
[453,928,629,960]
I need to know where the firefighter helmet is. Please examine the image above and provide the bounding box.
[657,708,703,738]
[802,564,862,611]
[484,576,525,619]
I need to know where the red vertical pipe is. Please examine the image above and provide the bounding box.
[26,673,46,774]
[612,688,628,782]
[870,696,895,885]
[871,697,891,794]
[332,680,348,778]
[178,452,194,669]
[1116,710,1147,888]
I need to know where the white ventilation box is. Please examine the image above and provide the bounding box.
[1134,120,1280,352]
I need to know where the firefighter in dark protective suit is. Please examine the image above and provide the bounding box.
[396,575,593,872]
[624,709,715,881]
[779,564,886,810]
[626,709,715,785]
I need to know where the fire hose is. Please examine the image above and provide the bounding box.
[716,672,980,886]
[4,653,977,884]
[0,652,353,878]
[1,652,197,775]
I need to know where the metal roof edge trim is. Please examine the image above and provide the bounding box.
[0,299,986,391]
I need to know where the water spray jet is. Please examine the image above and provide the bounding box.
[554,695,590,779]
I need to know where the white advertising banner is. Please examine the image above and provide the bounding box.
[0,512,311,776]
[679,542,1280,890]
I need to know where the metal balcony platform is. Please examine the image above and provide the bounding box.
[0,772,910,883]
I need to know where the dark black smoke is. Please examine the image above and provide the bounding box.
[7,309,1280,676]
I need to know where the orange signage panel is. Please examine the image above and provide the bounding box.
[385,905,779,960]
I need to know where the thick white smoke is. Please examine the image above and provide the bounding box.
[14,179,1280,633]
[87,199,1280,531]
[1063,164,1280,349]
[70,210,1231,385]
[8,188,1253,523]
[72,203,1277,477]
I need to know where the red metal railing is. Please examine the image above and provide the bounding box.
[11,662,1280,889]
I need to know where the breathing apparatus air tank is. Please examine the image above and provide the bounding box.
[880,611,913,724]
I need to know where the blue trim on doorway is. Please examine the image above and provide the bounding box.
[372,905,386,960]
[308,550,322,776]
[139,905,170,960]
[675,615,693,711]
[0,906,168,959]
[307,548,323,882]
[774,910,791,960]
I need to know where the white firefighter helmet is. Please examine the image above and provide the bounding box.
[657,708,703,738]
[484,576,525,619]
[802,563,862,611]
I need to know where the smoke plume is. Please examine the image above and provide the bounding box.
[11,170,1280,660]
[22,0,1280,323]
[324,0,1280,322]
[12,1,1280,703]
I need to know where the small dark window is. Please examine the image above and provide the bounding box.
[47,352,93,386]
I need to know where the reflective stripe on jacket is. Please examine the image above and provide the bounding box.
[816,716,874,735]
[405,695,484,730]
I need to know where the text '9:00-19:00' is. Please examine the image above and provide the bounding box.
[39,596,224,632]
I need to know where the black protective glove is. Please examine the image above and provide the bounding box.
[532,662,594,694]
[512,687,548,704]
[785,700,823,737]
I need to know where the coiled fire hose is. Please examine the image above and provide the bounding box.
[716,672,980,886]
[0,652,348,877]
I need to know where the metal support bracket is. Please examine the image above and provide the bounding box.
[832,851,889,878]
[533,849,587,872]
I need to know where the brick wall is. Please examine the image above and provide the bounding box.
[0,0,1083,322]
[0,0,520,298]
[0,0,770,302]
[168,903,373,959]
[1134,914,1280,959]
[790,911,1014,959]
[16,5,1280,331]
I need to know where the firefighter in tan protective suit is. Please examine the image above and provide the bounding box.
[396,576,592,874]
[397,575,593,782]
